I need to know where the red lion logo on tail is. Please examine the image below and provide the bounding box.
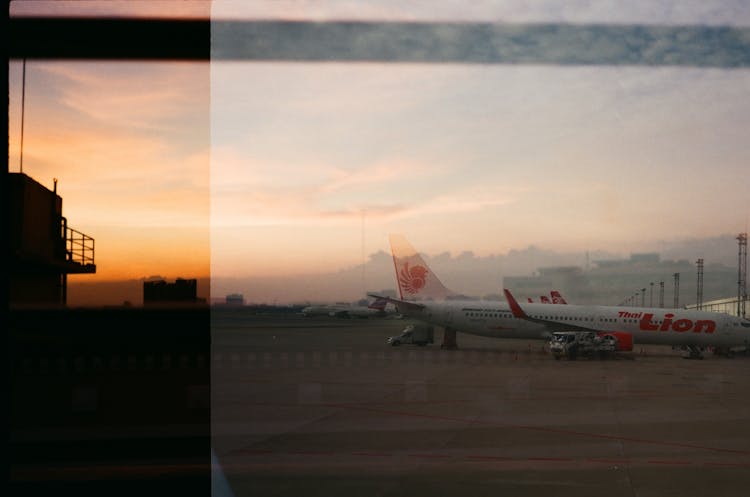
[399,262,428,295]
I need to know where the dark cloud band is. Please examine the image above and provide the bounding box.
[9,18,750,67]
[214,21,750,68]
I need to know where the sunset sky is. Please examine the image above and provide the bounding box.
[9,2,750,303]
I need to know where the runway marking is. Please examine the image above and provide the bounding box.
[212,375,750,403]
[586,458,629,464]
[351,452,390,458]
[319,403,750,455]
[408,453,451,459]
[288,450,334,456]
[466,455,514,461]
[208,348,750,371]
[240,399,471,407]
[221,448,750,469]
[527,457,573,462]
[703,462,750,468]
[232,449,274,455]
[220,378,745,403]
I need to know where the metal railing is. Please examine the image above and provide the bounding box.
[62,219,95,267]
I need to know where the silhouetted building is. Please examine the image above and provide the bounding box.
[9,173,96,306]
[685,296,746,316]
[143,278,200,305]
[226,293,244,305]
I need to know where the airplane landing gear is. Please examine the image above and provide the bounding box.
[683,345,704,360]
[441,327,458,350]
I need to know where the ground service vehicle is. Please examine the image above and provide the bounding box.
[387,323,434,346]
[549,331,617,360]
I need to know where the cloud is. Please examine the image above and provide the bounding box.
[211,172,519,227]
[407,188,517,217]
[211,133,520,227]
[10,1,209,18]
[9,61,210,230]
[38,63,208,132]
[210,152,435,226]
[14,122,209,228]
[316,162,406,194]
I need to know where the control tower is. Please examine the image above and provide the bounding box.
[9,173,96,306]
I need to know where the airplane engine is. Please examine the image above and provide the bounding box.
[598,331,633,351]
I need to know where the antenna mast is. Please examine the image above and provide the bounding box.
[20,58,27,173]
[738,233,747,318]
[361,209,366,297]
[696,258,704,311]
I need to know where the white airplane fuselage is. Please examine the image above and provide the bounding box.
[395,300,750,349]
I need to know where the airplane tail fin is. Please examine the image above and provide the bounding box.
[504,289,530,319]
[389,234,454,301]
[550,291,568,305]
[540,296,551,304]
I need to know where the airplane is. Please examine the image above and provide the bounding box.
[370,234,750,358]
[527,291,567,304]
[301,297,390,319]
[332,297,391,319]
[301,303,348,317]
[551,290,568,304]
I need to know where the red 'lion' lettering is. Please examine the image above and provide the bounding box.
[693,320,716,334]
[671,319,693,332]
[639,313,716,333]
[639,314,659,331]
[659,314,674,331]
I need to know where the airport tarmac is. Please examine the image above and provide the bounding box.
[211,311,750,497]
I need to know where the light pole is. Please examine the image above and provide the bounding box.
[659,281,664,308]
[650,282,654,307]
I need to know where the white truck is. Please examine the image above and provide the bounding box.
[549,331,617,360]
[387,323,434,346]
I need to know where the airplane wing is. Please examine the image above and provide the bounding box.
[367,293,425,313]
[367,297,389,311]
[503,289,596,333]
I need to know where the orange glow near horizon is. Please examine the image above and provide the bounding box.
[9,0,211,19]
[74,225,210,282]
[9,60,210,286]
